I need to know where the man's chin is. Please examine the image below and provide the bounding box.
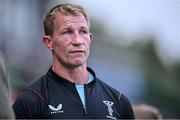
[70,61,86,68]
[73,62,85,67]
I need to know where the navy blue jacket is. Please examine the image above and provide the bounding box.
[13,67,134,119]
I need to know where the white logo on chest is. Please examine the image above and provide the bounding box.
[103,100,116,120]
[48,104,64,114]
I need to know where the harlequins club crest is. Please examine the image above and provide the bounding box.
[103,100,116,120]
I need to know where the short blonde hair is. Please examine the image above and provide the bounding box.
[43,3,89,36]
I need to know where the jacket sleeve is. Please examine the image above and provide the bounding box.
[12,90,45,119]
[119,93,135,119]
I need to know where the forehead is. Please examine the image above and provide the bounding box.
[54,13,88,29]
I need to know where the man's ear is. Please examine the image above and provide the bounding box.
[89,32,93,41]
[42,35,53,51]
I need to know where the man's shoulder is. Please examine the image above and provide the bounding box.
[13,75,47,114]
[15,75,47,103]
[12,75,48,119]
[96,78,119,93]
[28,75,47,90]
[95,78,130,101]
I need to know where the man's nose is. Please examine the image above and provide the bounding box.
[72,33,83,46]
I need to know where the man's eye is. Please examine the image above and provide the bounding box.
[62,31,71,34]
[80,30,87,34]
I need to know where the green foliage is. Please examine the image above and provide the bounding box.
[138,40,180,118]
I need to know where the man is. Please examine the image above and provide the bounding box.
[0,52,14,119]
[13,3,134,119]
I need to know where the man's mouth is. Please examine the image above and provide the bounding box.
[70,50,85,54]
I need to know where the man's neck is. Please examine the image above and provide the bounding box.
[52,63,88,84]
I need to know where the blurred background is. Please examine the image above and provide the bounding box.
[0,0,180,118]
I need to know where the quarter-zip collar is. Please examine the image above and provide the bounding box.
[47,66,96,86]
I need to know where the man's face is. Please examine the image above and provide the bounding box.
[50,13,92,68]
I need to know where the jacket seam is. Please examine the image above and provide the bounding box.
[23,88,45,101]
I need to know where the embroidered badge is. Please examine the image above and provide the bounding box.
[103,100,116,119]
